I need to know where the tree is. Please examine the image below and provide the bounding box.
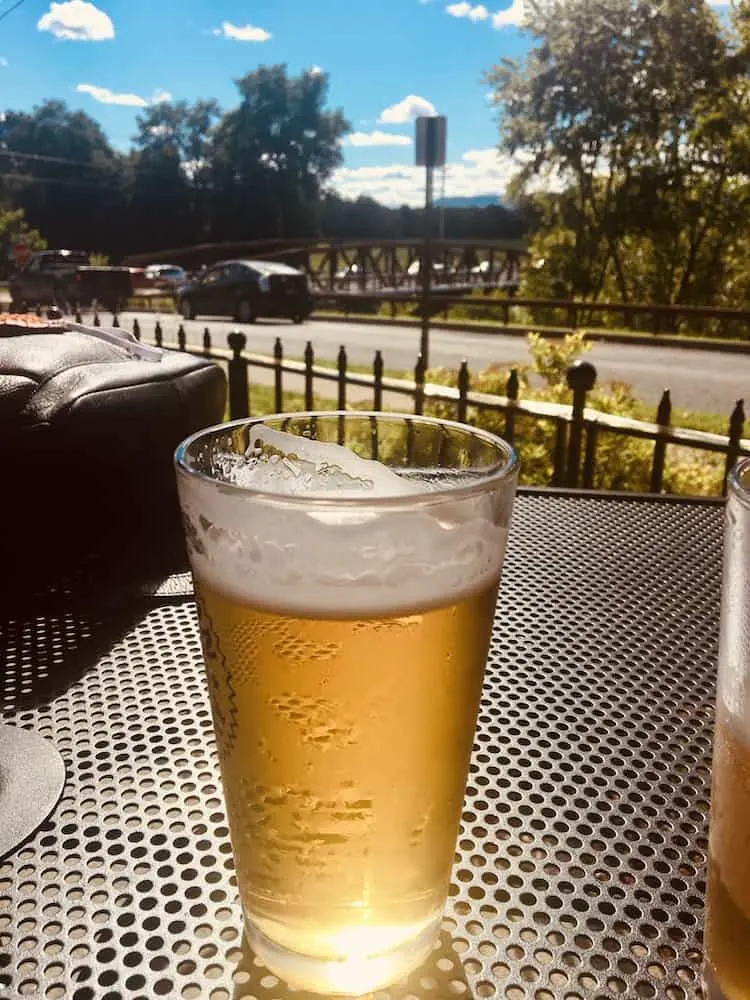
[487,0,748,305]
[0,205,46,279]
[209,66,350,239]
[132,100,221,245]
[0,100,127,254]
[126,145,194,253]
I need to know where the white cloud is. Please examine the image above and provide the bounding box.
[76,84,146,107]
[332,165,423,206]
[379,95,437,125]
[492,0,527,28]
[333,148,511,206]
[446,2,489,22]
[346,131,412,148]
[333,146,567,207]
[310,65,324,75]
[37,1,114,41]
[76,84,172,107]
[212,21,271,42]
[0,58,7,67]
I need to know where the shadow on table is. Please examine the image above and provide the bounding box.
[230,928,475,1000]
[0,530,194,713]
[0,599,155,713]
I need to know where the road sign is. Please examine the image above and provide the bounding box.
[415,116,447,168]
[13,243,32,268]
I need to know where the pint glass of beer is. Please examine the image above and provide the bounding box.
[175,412,518,995]
[705,457,750,999]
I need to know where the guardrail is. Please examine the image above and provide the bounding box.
[313,290,750,340]
[126,317,748,496]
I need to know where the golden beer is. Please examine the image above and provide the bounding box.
[705,715,750,999]
[176,412,518,993]
[195,575,499,993]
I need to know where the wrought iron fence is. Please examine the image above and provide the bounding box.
[123,317,748,497]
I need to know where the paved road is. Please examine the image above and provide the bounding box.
[124,311,750,416]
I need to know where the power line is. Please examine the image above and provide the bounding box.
[0,149,196,181]
[0,172,195,198]
[0,172,114,189]
[0,149,106,169]
[0,0,27,27]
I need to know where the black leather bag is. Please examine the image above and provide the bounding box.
[0,319,227,595]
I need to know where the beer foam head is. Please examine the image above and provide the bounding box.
[176,422,517,617]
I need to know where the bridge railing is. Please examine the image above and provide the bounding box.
[298,241,524,294]
[312,290,750,340]
[129,318,748,497]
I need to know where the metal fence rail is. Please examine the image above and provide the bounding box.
[127,318,748,497]
[312,289,750,340]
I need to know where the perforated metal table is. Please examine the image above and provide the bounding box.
[0,491,722,1000]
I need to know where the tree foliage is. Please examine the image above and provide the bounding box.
[0,65,526,258]
[0,100,125,253]
[131,99,221,246]
[0,67,351,256]
[488,0,750,307]
[0,204,46,275]
[209,66,349,238]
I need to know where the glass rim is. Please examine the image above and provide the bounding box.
[729,457,750,507]
[175,410,519,508]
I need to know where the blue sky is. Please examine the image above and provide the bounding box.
[0,0,732,206]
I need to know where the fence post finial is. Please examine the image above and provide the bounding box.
[565,360,597,488]
[724,399,746,495]
[414,354,426,417]
[505,367,520,443]
[227,331,250,419]
[457,360,470,424]
[304,341,315,411]
[373,350,384,412]
[656,389,672,426]
[650,389,673,494]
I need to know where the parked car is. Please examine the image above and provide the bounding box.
[176,259,312,323]
[10,250,133,313]
[144,264,187,290]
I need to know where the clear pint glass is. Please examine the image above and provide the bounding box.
[175,412,518,995]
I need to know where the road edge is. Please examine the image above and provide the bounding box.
[312,311,750,355]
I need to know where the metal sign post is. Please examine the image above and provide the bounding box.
[415,116,446,369]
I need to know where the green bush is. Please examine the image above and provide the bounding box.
[424,331,724,496]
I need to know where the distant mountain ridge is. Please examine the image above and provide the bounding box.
[434,195,502,208]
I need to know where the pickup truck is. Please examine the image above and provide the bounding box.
[10,250,133,313]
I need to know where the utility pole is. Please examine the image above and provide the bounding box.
[415,115,446,370]
[439,166,446,241]
[420,162,434,367]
